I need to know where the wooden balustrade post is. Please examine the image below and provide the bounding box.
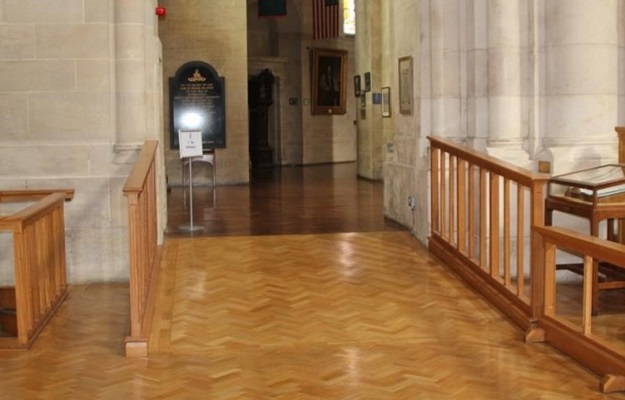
[126,193,143,341]
[530,182,546,322]
[430,146,440,234]
[616,127,625,244]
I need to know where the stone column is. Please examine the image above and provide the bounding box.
[487,0,522,146]
[114,0,149,147]
[542,0,618,169]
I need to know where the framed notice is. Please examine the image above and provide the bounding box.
[364,72,371,92]
[398,56,413,115]
[354,75,361,97]
[179,130,203,158]
[381,87,391,117]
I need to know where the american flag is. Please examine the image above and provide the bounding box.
[313,0,339,40]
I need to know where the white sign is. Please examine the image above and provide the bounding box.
[179,130,203,158]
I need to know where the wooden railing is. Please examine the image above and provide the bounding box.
[123,140,161,357]
[429,133,625,393]
[534,225,625,393]
[428,137,550,335]
[0,189,74,349]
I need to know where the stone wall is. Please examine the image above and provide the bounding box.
[159,0,249,185]
[376,0,625,245]
[0,0,163,283]
[246,0,356,167]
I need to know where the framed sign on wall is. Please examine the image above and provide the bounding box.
[312,48,348,115]
[398,56,413,115]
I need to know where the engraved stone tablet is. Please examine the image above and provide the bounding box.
[169,61,226,149]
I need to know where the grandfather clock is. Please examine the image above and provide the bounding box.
[248,69,275,168]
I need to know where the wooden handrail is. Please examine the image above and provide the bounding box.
[0,189,74,203]
[535,226,625,266]
[0,190,72,349]
[428,137,550,187]
[534,225,625,393]
[123,141,158,194]
[0,192,69,227]
[428,136,549,335]
[123,140,161,357]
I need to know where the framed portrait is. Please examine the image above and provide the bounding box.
[398,56,413,115]
[312,48,348,115]
[360,93,366,108]
[354,75,361,97]
[381,87,391,117]
[364,72,371,92]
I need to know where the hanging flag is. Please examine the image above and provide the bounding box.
[313,0,340,40]
[259,0,287,17]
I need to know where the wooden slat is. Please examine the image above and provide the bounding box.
[543,241,556,317]
[468,164,476,259]
[479,169,487,268]
[516,185,525,297]
[457,159,467,254]
[431,147,440,234]
[582,256,593,335]
[449,155,456,246]
[503,178,511,286]
[441,151,447,240]
[490,173,500,277]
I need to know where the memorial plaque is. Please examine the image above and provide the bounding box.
[170,61,226,149]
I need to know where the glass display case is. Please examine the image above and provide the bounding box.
[548,164,625,205]
[545,164,625,314]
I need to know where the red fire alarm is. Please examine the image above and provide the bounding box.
[155,6,166,17]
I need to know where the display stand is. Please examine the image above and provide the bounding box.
[178,130,204,232]
[546,164,625,314]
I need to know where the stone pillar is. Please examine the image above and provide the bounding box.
[487,0,522,146]
[484,0,532,167]
[542,0,619,171]
[114,0,148,147]
[356,0,383,180]
[428,0,462,139]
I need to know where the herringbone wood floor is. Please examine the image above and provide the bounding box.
[1,163,623,398]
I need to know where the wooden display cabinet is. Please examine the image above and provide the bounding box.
[545,164,625,314]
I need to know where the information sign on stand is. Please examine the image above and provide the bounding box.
[179,130,203,158]
[179,130,203,232]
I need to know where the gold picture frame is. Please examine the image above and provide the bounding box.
[312,48,348,115]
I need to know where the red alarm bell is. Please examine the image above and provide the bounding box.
[155,6,166,17]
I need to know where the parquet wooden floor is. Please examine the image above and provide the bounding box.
[1,163,624,398]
